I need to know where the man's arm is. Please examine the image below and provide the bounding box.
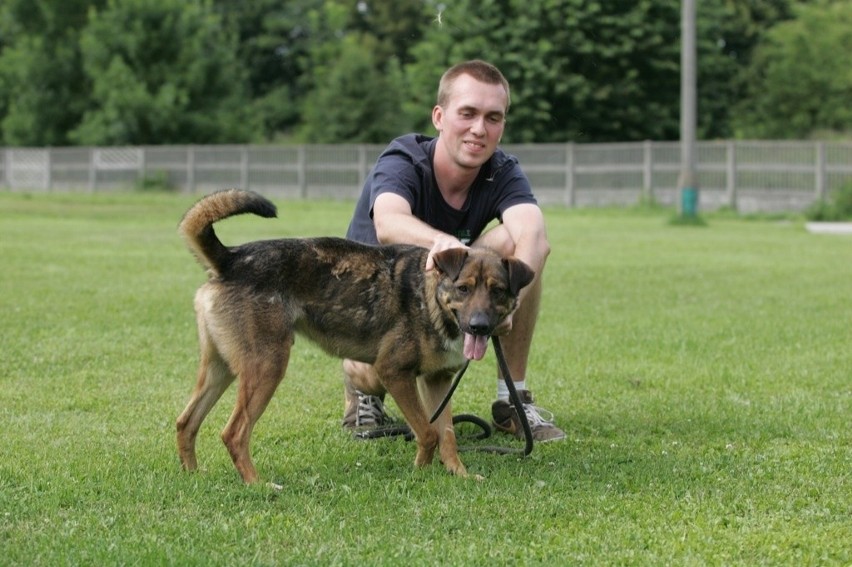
[478,203,550,335]
[499,203,551,277]
[373,192,468,269]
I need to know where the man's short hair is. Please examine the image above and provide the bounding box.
[437,60,511,112]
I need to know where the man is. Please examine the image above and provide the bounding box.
[342,59,564,442]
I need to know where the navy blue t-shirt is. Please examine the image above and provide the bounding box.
[346,134,537,245]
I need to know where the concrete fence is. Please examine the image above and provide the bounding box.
[2,140,851,213]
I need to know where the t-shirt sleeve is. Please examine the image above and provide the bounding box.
[346,142,427,244]
[365,152,421,216]
[491,160,538,221]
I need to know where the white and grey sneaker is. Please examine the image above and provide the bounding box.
[492,389,566,442]
[342,376,404,435]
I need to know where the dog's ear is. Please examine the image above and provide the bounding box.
[432,248,469,280]
[503,257,535,295]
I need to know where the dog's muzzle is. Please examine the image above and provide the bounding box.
[463,312,492,360]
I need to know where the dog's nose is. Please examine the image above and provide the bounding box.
[468,312,491,336]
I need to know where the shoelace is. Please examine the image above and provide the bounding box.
[522,404,555,428]
[355,395,387,426]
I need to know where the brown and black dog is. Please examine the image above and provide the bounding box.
[176,189,534,484]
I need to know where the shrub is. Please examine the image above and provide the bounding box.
[133,170,175,192]
[806,180,852,221]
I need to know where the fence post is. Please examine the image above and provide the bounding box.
[643,140,653,204]
[240,145,249,190]
[298,145,307,199]
[815,141,826,202]
[44,149,51,192]
[88,148,96,192]
[564,143,575,207]
[726,140,737,210]
[358,145,368,186]
[187,146,195,193]
[140,147,146,180]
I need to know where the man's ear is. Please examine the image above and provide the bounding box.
[432,248,469,280]
[431,105,444,132]
[503,257,535,295]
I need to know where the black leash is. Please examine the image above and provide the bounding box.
[429,336,534,457]
[354,337,534,457]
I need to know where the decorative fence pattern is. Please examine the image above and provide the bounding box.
[2,140,851,213]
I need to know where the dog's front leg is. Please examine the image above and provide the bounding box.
[417,372,467,477]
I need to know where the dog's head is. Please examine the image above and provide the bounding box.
[432,248,535,360]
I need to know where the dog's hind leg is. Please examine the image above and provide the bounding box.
[176,347,235,473]
[220,341,290,484]
[418,372,467,477]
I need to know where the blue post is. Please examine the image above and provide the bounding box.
[681,187,698,217]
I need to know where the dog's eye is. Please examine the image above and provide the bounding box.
[457,284,470,294]
[491,286,508,298]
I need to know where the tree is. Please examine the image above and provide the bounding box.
[300,34,407,143]
[0,0,102,146]
[401,0,682,142]
[213,0,323,141]
[70,0,253,145]
[698,0,803,139]
[402,0,803,143]
[733,1,852,138]
[346,0,431,67]
[212,0,429,142]
[296,1,416,143]
[0,0,833,146]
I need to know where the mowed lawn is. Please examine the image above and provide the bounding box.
[0,191,849,566]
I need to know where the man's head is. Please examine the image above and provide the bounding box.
[432,60,510,172]
[437,60,511,113]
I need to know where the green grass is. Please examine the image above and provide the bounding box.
[1,191,849,566]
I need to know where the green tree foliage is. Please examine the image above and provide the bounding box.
[404,0,685,142]
[0,0,102,145]
[295,0,423,143]
[0,0,841,146]
[70,0,253,145]
[300,34,407,143]
[402,0,796,143]
[346,0,430,66]
[733,1,852,138]
[214,0,323,141]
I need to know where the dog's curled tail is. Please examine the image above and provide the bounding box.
[178,189,277,276]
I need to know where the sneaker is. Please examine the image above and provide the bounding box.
[343,391,412,440]
[492,389,566,442]
[342,372,411,439]
[343,391,395,429]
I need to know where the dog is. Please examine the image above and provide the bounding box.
[175,189,534,484]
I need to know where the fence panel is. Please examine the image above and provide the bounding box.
[2,141,851,213]
[7,149,50,191]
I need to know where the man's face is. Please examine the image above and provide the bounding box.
[432,74,508,171]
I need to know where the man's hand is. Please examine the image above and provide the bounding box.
[425,235,468,271]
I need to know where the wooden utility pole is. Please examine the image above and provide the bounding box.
[678,0,698,218]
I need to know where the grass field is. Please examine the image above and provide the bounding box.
[0,191,849,566]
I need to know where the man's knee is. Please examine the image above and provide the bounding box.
[473,224,515,257]
[343,359,386,396]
